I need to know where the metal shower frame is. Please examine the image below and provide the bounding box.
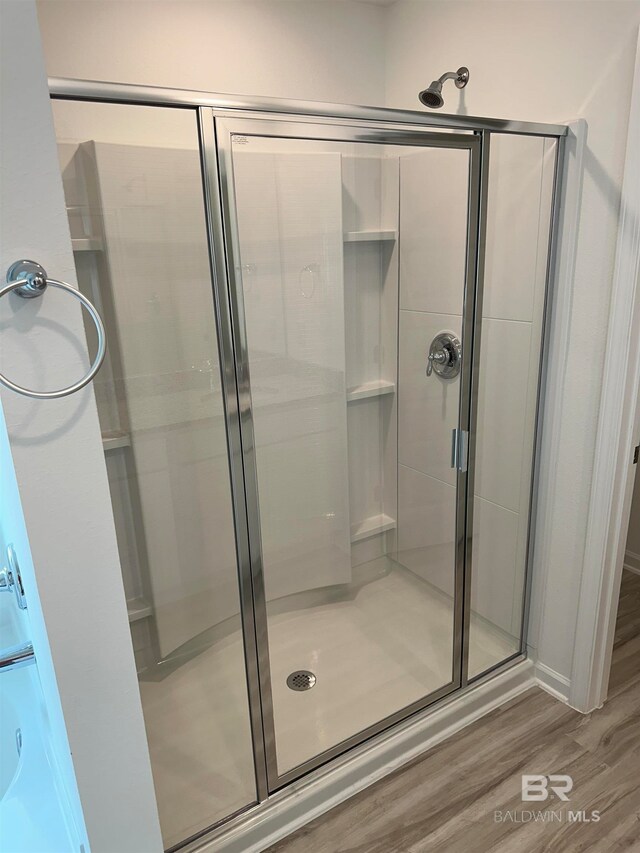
[49,76,567,851]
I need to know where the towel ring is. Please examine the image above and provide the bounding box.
[0,260,106,399]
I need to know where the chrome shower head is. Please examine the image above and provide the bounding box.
[419,67,469,110]
[419,81,444,109]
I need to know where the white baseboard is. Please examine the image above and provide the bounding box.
[534,661,571,703]
[190,660,535,853]
[624,550,640,575]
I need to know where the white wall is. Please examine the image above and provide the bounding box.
[36,0,386,104]
[0,2,163,850]
[385,0,640,682]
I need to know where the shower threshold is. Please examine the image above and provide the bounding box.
[178,654,531,853]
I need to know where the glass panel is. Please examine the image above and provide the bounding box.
[51,101,256,846]
[229,134,470,775]
[468,134,557,679]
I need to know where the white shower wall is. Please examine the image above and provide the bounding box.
[233,146,353,602]
[384,0,640,699]
[55,112,247,662]
[84,139,239,660]
[233,143,401,585]
[342,152,399,566]
[395,136,555,650]
[56,125,406,673]
[396,147,468,601]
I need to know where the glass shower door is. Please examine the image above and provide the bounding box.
[51,101,258,849]
[217,119,480,786]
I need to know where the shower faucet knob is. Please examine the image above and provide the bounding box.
[426,332,462,379]
[426,350,447,376]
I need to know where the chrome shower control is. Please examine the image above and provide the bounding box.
[0,544,27,610]
[426,332,461,379]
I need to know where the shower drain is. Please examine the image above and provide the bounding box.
[287,670,316,691]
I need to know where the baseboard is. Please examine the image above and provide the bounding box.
[623,550,640,575]
[188,659,535,853]
[534,661,571,703]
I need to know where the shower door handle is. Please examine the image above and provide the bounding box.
[451,428,469,472]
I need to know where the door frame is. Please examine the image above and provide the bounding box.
[210,111,489,793]
[568,31,640,713]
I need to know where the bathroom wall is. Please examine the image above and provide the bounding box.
[36,0,386,105]
[385,0,640,685]
[469,134,555,668]
[396,147,468,600]
[0,2,163,849]
[395,136,554,667]
[72,134,242,660]
[232,145,353,602]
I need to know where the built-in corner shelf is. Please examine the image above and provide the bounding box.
[350,513,397,544]
[72,237,104,252]
[102,430,131,452]
[127,596,153,624]
[343,229,397,243]
[346,380,395,403]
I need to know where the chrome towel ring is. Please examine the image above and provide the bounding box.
[0,260,106,399]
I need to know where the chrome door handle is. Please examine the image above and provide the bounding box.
[451,428,469,472]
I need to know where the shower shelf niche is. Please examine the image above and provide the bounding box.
[102,431,131,452]
[127,596,153,624]
[71,237,104,252]
[350,513,397,543]
[346,380,395,402]
[343,153,399,570]
[343,229,397,243]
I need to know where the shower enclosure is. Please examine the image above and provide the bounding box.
[50,80,564,850]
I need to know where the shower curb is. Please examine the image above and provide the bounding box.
[184,658,535,853]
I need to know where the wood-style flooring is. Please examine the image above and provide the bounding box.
[267,570,640,853]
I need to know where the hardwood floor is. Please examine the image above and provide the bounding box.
[267,570,640,853]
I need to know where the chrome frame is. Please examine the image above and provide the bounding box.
[518,135,567,659]
[210,115,279,795]
[460,131,491,685]
[48,77,567,138]
[466,134,565,685]
[197,111,270,804]
[47,77,567,849]
[213,113,481,791]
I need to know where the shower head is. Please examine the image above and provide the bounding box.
[419,82,445,109]
[419,66,469,110]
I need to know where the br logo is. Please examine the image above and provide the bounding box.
[521,775,573,802]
